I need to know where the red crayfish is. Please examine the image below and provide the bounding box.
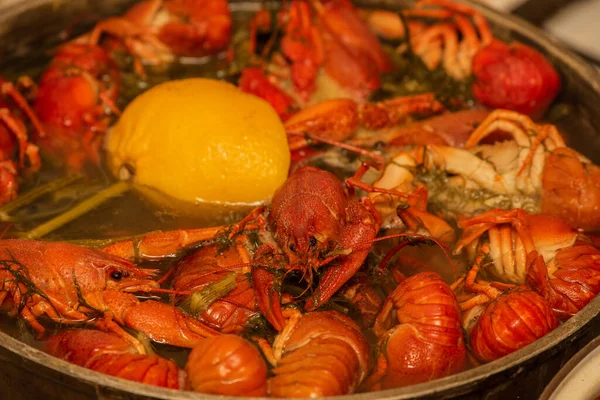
[46,329,180,388]
[262,310,370,397]
[455,247,559,363]
[0,78,45,204]
[0,239,217,352]
[365,0,560,117]
[104,166,381,332]
[88,0,232,69]
[46,329,268,396]
[33,43,121,170]
[456,208,600,319]
[186,334,268,396]
[367,272,466,389]
[171,243,260,334]
[240,0,391,108]
[245,166,381,329]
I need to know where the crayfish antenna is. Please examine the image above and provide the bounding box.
[369,232,457,275]
[288,132,385,164]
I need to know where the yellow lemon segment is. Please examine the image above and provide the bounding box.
[106,78,291,204]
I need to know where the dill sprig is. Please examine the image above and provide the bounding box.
[178,272,238,317]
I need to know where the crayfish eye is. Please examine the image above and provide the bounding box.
[289,243,296,252]
[374,140,386,150]
[309,237,317,247]
[110,271,123,280]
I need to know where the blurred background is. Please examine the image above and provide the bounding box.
[2,0,598,62]
[480,0,600,63]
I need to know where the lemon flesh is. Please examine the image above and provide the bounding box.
[106,78,290,204]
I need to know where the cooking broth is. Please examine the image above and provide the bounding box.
[0,3,596,241]
[0,8,262,239]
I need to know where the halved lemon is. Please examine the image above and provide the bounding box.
[106,78,290,205]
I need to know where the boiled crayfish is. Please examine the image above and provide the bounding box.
[454,247,559,363]
[46,329,268,396]
[3,0,597,397]
[46,329,181,388]
[171,243,260,334]
[85,0,232,70]
[351,109,600,232]
[104,166,380,332]
[455,208,600,319]
[0,78,44,203]
[240,0,391,108]
[0,239,217,352]
[33,43,121,170]
[263,309,370,397]
[367,272,466,389]
[364,0,560,117]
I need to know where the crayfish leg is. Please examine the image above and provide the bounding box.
[305,199,378,311]
[102,226,226,261]
[252,266,286,331]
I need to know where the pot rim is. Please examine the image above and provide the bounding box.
[0,1,599,399]
[539,334,600,400]
[3,295,598,400]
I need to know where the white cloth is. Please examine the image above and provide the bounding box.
[544,0,600,61]
[479,0,600,61]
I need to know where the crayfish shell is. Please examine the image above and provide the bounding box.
[45,329,180,388]
[185,335,268,396]
[269,310,370,397]
[470,288,559,363]
[369,272,467,390]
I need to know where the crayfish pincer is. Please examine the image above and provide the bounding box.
[0,239,217,349]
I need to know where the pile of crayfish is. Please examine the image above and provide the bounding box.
[0,0,600,397]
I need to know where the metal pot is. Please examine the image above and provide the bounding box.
[0,1,600,399]
[540,334,600,400]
